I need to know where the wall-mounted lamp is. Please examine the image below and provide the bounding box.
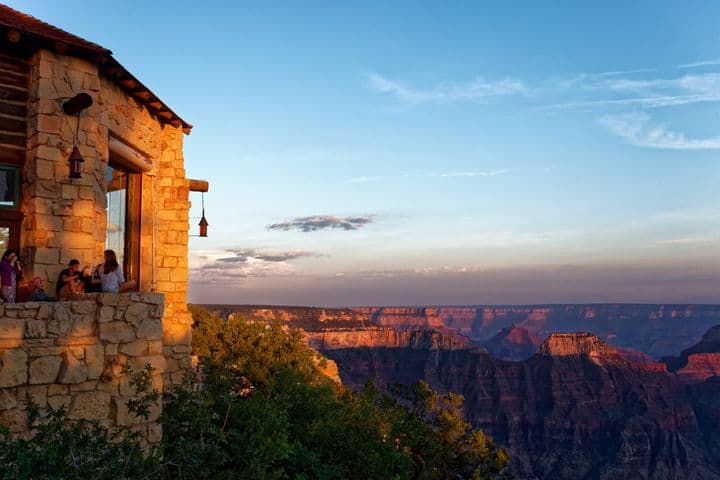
[62,93,93,180]
[68,146,84,178]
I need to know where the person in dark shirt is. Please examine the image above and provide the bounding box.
[56,259,82,300]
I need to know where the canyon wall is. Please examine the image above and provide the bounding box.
[212,304,720,358]
[323,332,720,480]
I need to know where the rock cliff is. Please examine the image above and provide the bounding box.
[206,304,720,358]
[321,331,720,480]
[663,325,720,383]
[481,325,541,360]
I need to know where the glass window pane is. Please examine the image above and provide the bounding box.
[0,227,9,252]
[0,167,18,208]
[106,166,127,268]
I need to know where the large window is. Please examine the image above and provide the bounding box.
[106,160,141,284]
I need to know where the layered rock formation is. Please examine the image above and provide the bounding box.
[208,304,720,358]
[481,325,541,360]
[663,325,720,383]
[321,332,720,479]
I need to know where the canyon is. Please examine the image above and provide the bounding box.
[207,304,720,358]
[204,304,720,479]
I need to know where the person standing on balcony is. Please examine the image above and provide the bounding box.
[0,250,19,302]
[96,249,125,294]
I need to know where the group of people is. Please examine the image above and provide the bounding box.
[0,249,128,303]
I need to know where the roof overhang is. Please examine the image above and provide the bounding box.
[0,3,192,134]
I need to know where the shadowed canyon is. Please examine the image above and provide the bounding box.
[205,304,720,479]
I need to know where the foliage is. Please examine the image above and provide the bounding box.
[0,367,162,480]
[160,305,510,479]
[0,305,510,479]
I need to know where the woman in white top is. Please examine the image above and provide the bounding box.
[97,249,125,293]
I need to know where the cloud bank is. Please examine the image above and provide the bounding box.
[267,215,375,232]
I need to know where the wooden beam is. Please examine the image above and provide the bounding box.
[157,111,173,119]
[120,78,137,89]
[169,119,182,128]
[188,179,209,192]
[148,101,162,109]
[133,91,151,101]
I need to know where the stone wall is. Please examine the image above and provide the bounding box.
[22,48,193,389]
[0,293,169,442]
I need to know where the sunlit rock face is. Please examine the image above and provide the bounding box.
[321,331,720,480]
[481,325,542,360]
[664,325,720,383]
[208,304,720,359]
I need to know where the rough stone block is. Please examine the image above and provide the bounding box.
[58,351,88,384]
[25,320,48,339]
[48,303,71,336]
[68,391,110,420]
[85,344,105,380]
[97,306,114,323]
[99,322,136,343]
[70,314,95,337]
[0,318,24,339]
[29,355,62,384]
[119,340,148,357]
[136,318,162,340]
[0,349,28,387]
[124,303,149,327]
[0,389,17,410]
[48,394,72,411]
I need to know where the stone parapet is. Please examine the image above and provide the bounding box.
[0,292,187,443]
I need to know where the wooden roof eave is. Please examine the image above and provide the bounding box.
[99,55,192,134]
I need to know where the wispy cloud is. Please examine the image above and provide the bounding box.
[191,248,319,284]
[366,72,527,105]
[267,215,375,232]
[598,112,720,150]
[345,170,509,184]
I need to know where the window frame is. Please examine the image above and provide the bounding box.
[106,158,142,289]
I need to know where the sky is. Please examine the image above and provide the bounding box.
[12,1,720,306]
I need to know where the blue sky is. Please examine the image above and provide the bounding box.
[14,1,720,305]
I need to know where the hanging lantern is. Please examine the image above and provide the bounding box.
[62,93,92,180]
[198,191,209,237]
[68,145,84,178]
[198,213,209,237]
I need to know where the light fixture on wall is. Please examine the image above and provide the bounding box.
[198,191,209,237]
[62,93,93,179]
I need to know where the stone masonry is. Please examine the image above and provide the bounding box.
[0,293,175,442]
[22,49,193,390]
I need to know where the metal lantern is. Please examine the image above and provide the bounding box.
[198,192,209,237]
[198,213,209,237]
[62,93,93,180]
[68,146,84,178]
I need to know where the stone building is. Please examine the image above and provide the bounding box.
[0,5,205,440]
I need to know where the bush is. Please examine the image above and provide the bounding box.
[160,306,510,479]
[0,367,162,479]
[0,306,510,479]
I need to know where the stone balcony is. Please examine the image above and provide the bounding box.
[0,292,180,443]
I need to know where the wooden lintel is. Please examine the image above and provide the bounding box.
[188,179,209,192]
